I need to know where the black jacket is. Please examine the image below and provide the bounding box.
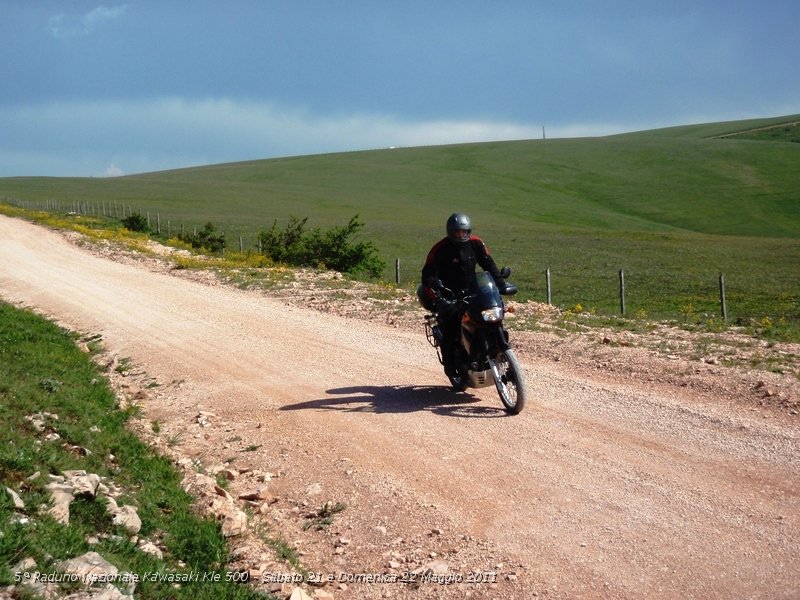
[421,236,503,293]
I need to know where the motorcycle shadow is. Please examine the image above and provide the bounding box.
[279,385,509,418]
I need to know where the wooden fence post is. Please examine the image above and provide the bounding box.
[546,268,552,305]
[395,258,400,284]
[619,269,626,316]
[719,274,728,322]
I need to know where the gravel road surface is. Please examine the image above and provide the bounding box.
[1,214,798,599]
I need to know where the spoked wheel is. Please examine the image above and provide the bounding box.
[490,349,527,414]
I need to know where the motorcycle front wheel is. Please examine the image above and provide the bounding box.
[491,349,527,414]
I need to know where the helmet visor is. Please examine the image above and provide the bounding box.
[452,228,470,241]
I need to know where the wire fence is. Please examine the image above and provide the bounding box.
[4,197,796,330]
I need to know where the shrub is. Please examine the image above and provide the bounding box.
[257,216,310,265]
[121,212,149,233]
[178,222,226,253]
[258,215,385,278]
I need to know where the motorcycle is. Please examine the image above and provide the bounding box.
[422,268,527,415]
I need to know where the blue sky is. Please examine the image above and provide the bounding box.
[2,1,798,177]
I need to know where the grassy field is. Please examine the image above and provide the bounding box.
[0,302,280,598]
[2,114,798,333]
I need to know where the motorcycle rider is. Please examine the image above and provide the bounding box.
[418,213,511,379]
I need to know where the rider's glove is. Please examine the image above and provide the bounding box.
[435,297,456,315]
[423,286,440,303]
[422,277,445,302]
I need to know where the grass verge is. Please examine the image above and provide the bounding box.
[0,302,276,599]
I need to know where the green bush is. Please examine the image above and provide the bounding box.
[258,215,385,277]
[121,212,149,233]
[258,216,309,264]
[179,222,226,253]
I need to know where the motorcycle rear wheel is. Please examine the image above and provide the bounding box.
[492,349,526,414]
[447,367,469,392]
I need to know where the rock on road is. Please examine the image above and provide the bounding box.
[1,214,798,599]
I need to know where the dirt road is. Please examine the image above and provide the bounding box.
[1,214,798,599]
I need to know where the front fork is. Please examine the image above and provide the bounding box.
[487,355,503,383]
[463,325,510,366]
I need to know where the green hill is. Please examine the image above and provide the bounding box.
[2,115,799,327]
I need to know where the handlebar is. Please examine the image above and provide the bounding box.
[434,286,473,317]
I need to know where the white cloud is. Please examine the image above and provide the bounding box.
[48,4,127,38]
[101,163,125,177]
[85,5,128,27]
[3,96,745,177]
[0,97,558,175]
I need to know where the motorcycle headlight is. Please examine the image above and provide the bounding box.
[481,307,504,322]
